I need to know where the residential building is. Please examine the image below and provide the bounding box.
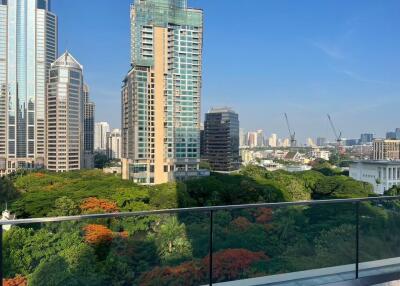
[94,122,110,152]
[373,139,400,160]
[360,133,373,145]
[106,129,122,160]
[316,137,327,147]
[239,128,247,147]
[121,0,203,184]
[307,138,316,147]
[0,0,57,176]
[349,160,400,194]
[282,138,290,148]
[247,132,258,148]
[203,108,240,172]
[46,52,83,172]
[269,134,278,148]
[83,84,95,168]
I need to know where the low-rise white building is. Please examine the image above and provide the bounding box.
[349,160,400,194]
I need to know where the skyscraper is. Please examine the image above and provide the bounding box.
[106,129,122,160]
[83,84,95,168]
[46,52,83,172]
[94,122,110,152]
[121,0,203,184]
[0,0,57,176]
[360,133,373,145]
[203,108,240,172]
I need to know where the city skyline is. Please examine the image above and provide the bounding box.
[52,0,400,142]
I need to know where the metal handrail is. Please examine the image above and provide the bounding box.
[2,195,400,226]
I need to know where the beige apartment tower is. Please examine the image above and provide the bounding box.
[46,52,84,172]
[121,0,203,184]
[373,139,400,160]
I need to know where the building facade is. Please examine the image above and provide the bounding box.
[0,0,57,176]
[360,133,373,145]
[106,129,121,160]
[203,108,240,172]
[46,52,83,172]
[83,84,95,168]
[350,160,400,194]
[94,122,110,152]
[121,0,203,184]
[373,139,400,160]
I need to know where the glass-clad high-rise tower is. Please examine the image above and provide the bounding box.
[0,0,57,176]
[122,0,203,184]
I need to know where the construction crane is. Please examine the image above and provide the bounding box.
[327,114,343,147]
[284,113,297,147]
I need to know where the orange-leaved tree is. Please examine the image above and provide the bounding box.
[83,224,113,244]
[3,276,27,286]
[80,197,119,214]
[204,249,269,281]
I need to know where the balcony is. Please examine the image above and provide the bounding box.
[1,196,400,285]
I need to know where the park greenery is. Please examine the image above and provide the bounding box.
[2,164,400,286]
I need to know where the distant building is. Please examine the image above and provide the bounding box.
[310,149,331,161]
[46,52,84,172]
[204,108,240,172]
[386,128,400,140]
[106,129,122,160]
[239,128,247,147]
[345,139,359,146]
[282,138,290,148]
[256,130,264,147]
[350,160,400,194]
[360,133,374,145]
[373,139,400,160]
[316,137,327,147]
[307,138,316,147]
[95,122,110,152]
[269,134,277,148]
[83,84,95,169]
[247,132,258,148]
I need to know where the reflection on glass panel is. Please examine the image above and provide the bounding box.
[359,199,400,278]
[213,203,356,284]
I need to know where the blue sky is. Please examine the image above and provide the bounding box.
[53,0,400,143]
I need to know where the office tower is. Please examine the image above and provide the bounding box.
[316,137,327,147]
[360,133,373,145]
[373,139,400,160]
[269,134,277,147]
[121,0,203,184]
[83,84,95,168]
[203,108,240,172]
[94,122,110,152]
[0,0,57,176]
[386,129,400,140]
[106,129,122,160]
[46,52,83,172]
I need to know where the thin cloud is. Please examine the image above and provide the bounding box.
[312,41,344,60]
[338,69,395,86]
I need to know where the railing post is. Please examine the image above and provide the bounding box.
[0,225,3,286]
[355,201,360,279]
[209,210,214,286]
